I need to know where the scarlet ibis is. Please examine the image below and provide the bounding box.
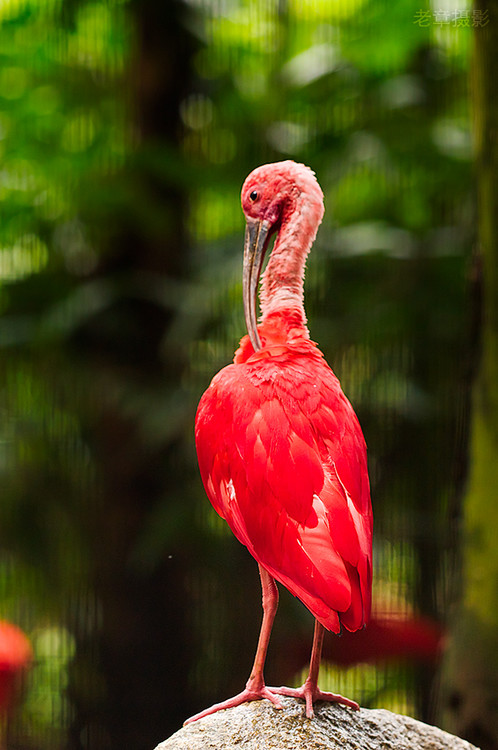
[188,160,372,723]
[0,620,32,717]
[272,611,443,682]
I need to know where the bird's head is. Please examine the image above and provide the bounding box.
[241,160,324,351]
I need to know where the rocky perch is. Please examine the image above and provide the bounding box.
[155,696,479,750]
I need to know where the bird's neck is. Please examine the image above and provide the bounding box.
[260,197,322,335]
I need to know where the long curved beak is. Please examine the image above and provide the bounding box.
[243,218,271,352]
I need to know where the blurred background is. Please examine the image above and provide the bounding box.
[0,0,495,748]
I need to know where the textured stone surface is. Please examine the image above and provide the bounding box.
[155,697,480,750]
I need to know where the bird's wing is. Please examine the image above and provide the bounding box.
[195,357,372,633]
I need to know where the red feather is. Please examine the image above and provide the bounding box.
[196,333,372,634]
[187,160,373,724]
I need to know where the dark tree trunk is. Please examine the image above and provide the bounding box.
[66,1,199,748]
[440,3,498,749]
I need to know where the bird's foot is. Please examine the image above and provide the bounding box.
[183,681,284,725]
[269,680,359,719]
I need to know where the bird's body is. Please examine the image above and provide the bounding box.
[196,316,371,634]
[188,161,372,724]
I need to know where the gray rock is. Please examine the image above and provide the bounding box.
[155,697,479,749]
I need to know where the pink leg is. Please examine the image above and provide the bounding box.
[184,564,283,725]
[271,620,360,718]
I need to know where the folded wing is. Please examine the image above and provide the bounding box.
[195,358,372,634]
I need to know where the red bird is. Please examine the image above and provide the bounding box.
[0,621,32,717]
[187,161,373,723]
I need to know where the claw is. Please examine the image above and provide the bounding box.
[269,683,360,718]
[184,680,359,725]
[183,685,284,726]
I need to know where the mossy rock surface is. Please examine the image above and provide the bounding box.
[156,697,480,750]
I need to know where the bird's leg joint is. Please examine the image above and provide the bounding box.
[259,567,279,617]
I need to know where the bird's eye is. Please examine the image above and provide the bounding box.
[249,190,258,202]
